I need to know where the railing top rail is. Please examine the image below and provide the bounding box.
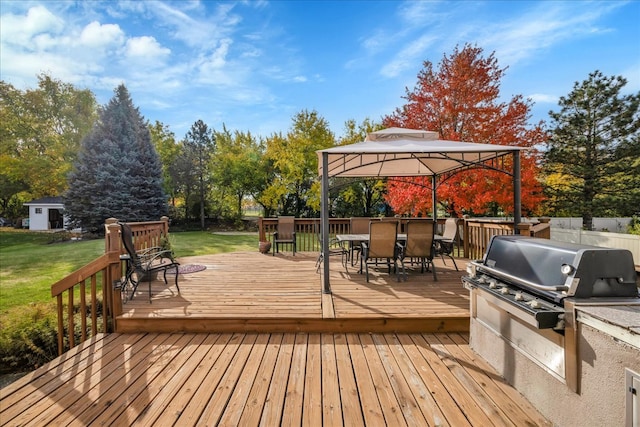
[50,252,117,297]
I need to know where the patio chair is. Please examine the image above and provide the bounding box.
[360,220,404,282]
[349,217,376,265]
[435,218,459,271]
[272,216,296,256]
[314,221,349,273]
[119,222,180,302]
[400,219,437,281]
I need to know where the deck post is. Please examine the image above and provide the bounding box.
[161,216,169,237]
[321,152,331,294]
[257,217,265,242]
[431,175,437,223]
[105,222,122,331]
[513,151,522,234]
[105,217,119,252]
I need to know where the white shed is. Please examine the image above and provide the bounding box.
[23,197,66,231]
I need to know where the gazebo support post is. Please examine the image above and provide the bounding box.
[321,152,331,294]
[431,175,437,223]
[513,151,522,234]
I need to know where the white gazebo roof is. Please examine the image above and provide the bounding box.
[318,127,526,178]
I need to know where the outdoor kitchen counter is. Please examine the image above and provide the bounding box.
[576,304,640,349]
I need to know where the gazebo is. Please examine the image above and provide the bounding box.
[316,127,527,293]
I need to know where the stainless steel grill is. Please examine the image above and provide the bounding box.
[462,235,639,393]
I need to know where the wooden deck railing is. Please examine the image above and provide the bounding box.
[258,216,551,257]
[463,219,515,260]
[258,217,352,252]
[50,224,121,355]
[51,218,171,355]
[258,217,465,254]
[104,216,170,252]
[463,218,551,260]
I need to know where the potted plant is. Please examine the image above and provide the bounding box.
[259,240,271,254]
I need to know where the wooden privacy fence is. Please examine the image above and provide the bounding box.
[50,218,171,355]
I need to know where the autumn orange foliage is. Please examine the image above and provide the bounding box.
[383,44,546,217]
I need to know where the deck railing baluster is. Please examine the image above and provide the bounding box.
[80,280,87,342]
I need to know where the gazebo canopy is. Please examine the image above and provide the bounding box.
[315,127,527,294]
[317,127,526,178]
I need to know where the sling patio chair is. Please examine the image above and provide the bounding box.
[400,219,438,281]
[435,217,459,271]
[314,221,349,273]
[360,220,405,282]
[348,217,377,266]
[272,216,296,256]
[119,222,180,303]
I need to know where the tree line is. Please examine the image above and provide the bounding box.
[1,44,638,231]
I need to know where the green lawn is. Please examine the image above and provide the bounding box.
[0,228,258,313]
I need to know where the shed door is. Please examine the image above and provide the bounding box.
[49,209,63,229]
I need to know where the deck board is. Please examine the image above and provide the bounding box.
[0,332,552,426]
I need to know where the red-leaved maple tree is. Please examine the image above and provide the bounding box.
[383,44,546,217]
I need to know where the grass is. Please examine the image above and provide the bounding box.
[170,231,258,257]
[0,227,259,374]
[0,228,259,313]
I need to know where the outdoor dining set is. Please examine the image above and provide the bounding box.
[272,215,460,283]
[336,217,459,282]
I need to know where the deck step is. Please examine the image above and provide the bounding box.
[115,315,470,334]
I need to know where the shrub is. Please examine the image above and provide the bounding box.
[628,216,640,236]
[0,303,59,374]
[0,299,105,374]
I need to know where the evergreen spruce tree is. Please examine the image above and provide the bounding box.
[64,84,167,231]
[544,71,640,230]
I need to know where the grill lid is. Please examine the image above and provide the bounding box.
[479,236,638,302]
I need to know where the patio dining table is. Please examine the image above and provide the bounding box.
[336,233,445,243]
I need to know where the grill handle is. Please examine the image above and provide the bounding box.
[477,263,570,293]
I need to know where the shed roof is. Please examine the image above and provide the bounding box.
[24,196,63,206]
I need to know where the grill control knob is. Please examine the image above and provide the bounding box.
[529,300,542,309]
[499,287,510,295]
[489,280,498,289]
[514,292,524,301]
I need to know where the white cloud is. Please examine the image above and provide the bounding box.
[79,21,125,49]
[620,62,640,92]
[528,93,559,104]
[479,2,625,66]
[150,1,241,50]
[380,34,436,78]
[361,29,393,54]
[125,36,171,60]
[0,5,64,48]
[200,38,232,71]
[397,0,443,28]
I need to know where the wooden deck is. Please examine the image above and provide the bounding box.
[116,252,470,334]
[0,252,553,426]
[0,331,551,426]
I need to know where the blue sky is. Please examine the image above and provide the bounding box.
[1,0,639,140]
